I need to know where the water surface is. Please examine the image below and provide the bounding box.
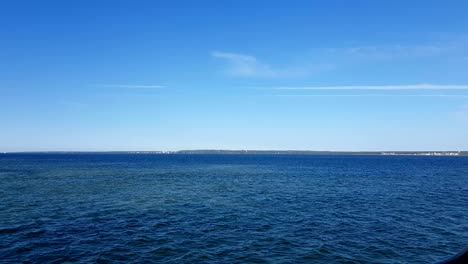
[0,154,467,263]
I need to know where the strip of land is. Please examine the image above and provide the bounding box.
[3,150,467,156]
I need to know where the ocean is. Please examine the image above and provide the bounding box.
[0,154,467,263]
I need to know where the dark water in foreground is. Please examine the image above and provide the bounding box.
[0,154,467,263]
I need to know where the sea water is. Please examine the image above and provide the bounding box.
[0,154,467,263]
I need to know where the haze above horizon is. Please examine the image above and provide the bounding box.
[2,0,468,152]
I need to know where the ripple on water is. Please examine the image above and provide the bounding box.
[0,154,467,263]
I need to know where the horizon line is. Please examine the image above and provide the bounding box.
[2,150,466,154]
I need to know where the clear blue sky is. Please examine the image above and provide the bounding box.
[1,0,468,152]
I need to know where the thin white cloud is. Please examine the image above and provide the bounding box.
[323,34,468,61]
[96,84,165,89]
[324,44,456,61]
[211,51,310,78]
[272,94,468,98]
[269,84,468,90]
[212,36,468,78]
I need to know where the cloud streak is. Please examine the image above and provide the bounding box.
[272,94,468,98]
[324,44,456,61]
[212,51,310,78]
[269,84,468,90]
[212,36,468,78]
[95,84,165,89]
[322,35,468,61]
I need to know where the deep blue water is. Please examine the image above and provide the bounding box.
[0,154,467,263]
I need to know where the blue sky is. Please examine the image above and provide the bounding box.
[1,0,468,151]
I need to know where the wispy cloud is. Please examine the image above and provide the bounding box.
[324,44,456,61]
[95,84,165,89]
[212,36,468,79]
[211,51,313,78]
[269,84,468,90]
[272,94,468,98]
[323,35,468,61]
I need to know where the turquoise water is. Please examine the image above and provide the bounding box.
[0,154,467,263]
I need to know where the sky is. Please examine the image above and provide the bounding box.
[1,0,468,152]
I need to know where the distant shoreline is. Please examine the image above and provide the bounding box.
[2,150,467,156]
